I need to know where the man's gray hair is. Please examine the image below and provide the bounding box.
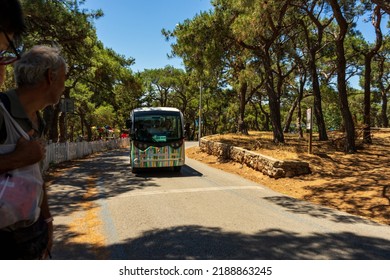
[14,45,67,87]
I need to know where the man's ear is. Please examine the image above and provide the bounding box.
[46,69,55,84]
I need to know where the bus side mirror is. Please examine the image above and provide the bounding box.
[126,119,132,129]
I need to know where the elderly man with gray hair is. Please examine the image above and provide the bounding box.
[0,45,67,259]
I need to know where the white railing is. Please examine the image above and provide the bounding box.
[42,138,129,171]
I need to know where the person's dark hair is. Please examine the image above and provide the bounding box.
[0,0,26,39]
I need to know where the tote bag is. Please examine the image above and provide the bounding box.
[0,102,43,229]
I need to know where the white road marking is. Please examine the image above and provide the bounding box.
[115,185,264,198]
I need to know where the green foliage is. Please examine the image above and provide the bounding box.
[319,85,342,130]
[3,0,388,143]
[93,104,116,127]
[6,0,141,141]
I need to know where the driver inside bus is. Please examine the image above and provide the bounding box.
[148,119,163,134]
[135,123,149,140]
[162,119,172,131]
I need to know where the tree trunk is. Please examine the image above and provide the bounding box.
[310,54,328,141]
[377,57,389,127]
[259,100,270,131]
[363,6,383,143]
[263,51,284,143]
[80,114,85,137]
[336,45,356,153]
[381,94,389,127]
[296,99,304,139]
[328,0,356,153]
[58,92,71,142]
[238,81,248,134]
[268,93,284,143]
[43,104,60,142]
[86,120,93,141]
[285,71,306,136]
[301,0,331,141]
[283,96,298,133]
[69,123,74,142]
[250,101,260,131]
[363,53,373,144]
[58,112,67,143]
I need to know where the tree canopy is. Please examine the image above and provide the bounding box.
[1,0,388,152]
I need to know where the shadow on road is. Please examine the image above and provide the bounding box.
[47,148,390,260]
[132,164,203,178]
[264,196,379,225]
[52,224,390,260]
[46,149,202,217]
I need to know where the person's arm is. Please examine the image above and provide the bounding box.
[40,182,53,259]
[0,130,46,173]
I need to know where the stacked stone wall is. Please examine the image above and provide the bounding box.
[199,137,310,178]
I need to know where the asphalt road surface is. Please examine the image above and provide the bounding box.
[48,142,390,259]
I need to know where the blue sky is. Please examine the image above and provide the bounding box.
[81,0,388,77]
[81,0,213,72]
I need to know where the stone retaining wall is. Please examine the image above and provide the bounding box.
[200,137,311,178]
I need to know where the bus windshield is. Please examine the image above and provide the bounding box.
[133,112,183,142]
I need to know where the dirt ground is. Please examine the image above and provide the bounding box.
[186,130,390,226]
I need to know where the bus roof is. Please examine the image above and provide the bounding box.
[132,107,181,113]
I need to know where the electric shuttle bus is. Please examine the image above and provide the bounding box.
[126,107,185,172]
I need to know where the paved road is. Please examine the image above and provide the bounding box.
[48,143,390,259]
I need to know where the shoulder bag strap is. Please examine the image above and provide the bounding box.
[0,102,29,140]
[0,93,11,111]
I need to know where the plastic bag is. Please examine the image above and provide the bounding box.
[0,102,43,228]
